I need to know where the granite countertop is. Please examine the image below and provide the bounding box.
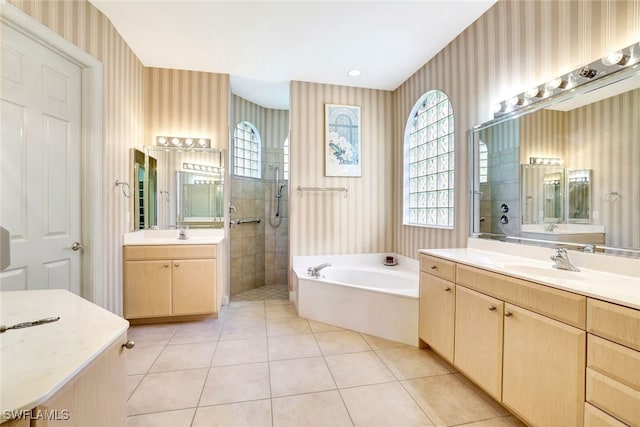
[0,290,129,421]
[420,239,640,310]
[123,229,224,246]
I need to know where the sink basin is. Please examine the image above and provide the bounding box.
[499,263,583,281]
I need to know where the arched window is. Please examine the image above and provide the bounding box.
[233,121,262,178]
[403,90,455,228]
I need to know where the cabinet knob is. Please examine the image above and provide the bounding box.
[122,340,135,349]
[504,311,513,317]
[488,305,497,311]
[444,286,451,292]
[163,263,169,268]
[430,265,437,269]
[174,263,179,267]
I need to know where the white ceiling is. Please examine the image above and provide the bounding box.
[90,0,497,109]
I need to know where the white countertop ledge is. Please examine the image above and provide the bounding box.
[0,290,129,419]
[420,239,640,310]
[124,229,224,245]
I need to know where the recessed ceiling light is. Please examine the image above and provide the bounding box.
[347,69,361,77]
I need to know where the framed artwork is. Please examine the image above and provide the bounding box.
[325,104,361,177]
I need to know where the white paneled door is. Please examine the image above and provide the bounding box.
[1,21,82,293]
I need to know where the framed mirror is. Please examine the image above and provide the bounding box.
[142,146,224,229]
[470,63,640,257]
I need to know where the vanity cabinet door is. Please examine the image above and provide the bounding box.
[502,303,586,427]
[32,332,127,426]
[419,272,455,363]
[172,258,216,315]
[454,285,504,401]
[123,260,172,318]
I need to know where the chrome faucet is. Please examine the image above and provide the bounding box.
[178,226,189,240]
[550,248,579,272]
[545,222,559,232]
[307,263,331,278]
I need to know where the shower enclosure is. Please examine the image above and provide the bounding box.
[229,94,290,298]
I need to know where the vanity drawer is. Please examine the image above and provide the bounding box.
[588,334,640,392]
[586,368,640,426]
[420,254,456,282]
[456,264,586,329]
[584,403,628,427]
[124,245,216,261]
[587,298,640,352]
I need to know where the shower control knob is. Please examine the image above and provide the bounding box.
[500,215,509,224]
[500,203,510,213]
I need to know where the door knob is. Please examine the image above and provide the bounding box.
[122,340,135,349]
[488,305,497,311]
[71,242,84,251]
[504,311,513,317]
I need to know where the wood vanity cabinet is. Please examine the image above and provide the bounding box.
[419,254,587,427]
[501,303,585,427]
[454,285,504,401]
[419,255,456,363]
[585,298,640,426]
[32,332,127,426]
[123,245,216,319]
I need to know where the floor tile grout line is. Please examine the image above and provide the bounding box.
[396,376,439,426]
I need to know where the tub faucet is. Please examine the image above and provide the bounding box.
[308,263,331,278]
[550,248,579,272]
[545,222,559,232]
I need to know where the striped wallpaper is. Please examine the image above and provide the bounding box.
[567,88,640,249]
[8,0,145,314]
[144,67,229,151]
[394,0,640,258]
[289,81,394,256]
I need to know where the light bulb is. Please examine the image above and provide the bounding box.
[347,69,361,77]
[198,138,207,147]
[171,138,180,146]
[157,137,167,145]
[507,96,522,106]
[601,50,627,66]
[493,103,504,114]
[185,138,194,147]
[524,87,540,99]
[545,78,562,90]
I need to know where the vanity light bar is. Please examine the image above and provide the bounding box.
[183,162,220,174]
[530,157,564,166]
[494,40,640,118]
[156,136,211,148]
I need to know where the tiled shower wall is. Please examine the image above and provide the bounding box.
[230,95,289,295]
[477,119,520,236]
[230,176,266,294]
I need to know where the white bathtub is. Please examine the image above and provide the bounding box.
[292,253,419,346]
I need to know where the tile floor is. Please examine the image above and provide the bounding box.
[126,300,525,427]
[232,285,289,301]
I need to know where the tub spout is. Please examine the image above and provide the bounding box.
[308,263,331,278]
